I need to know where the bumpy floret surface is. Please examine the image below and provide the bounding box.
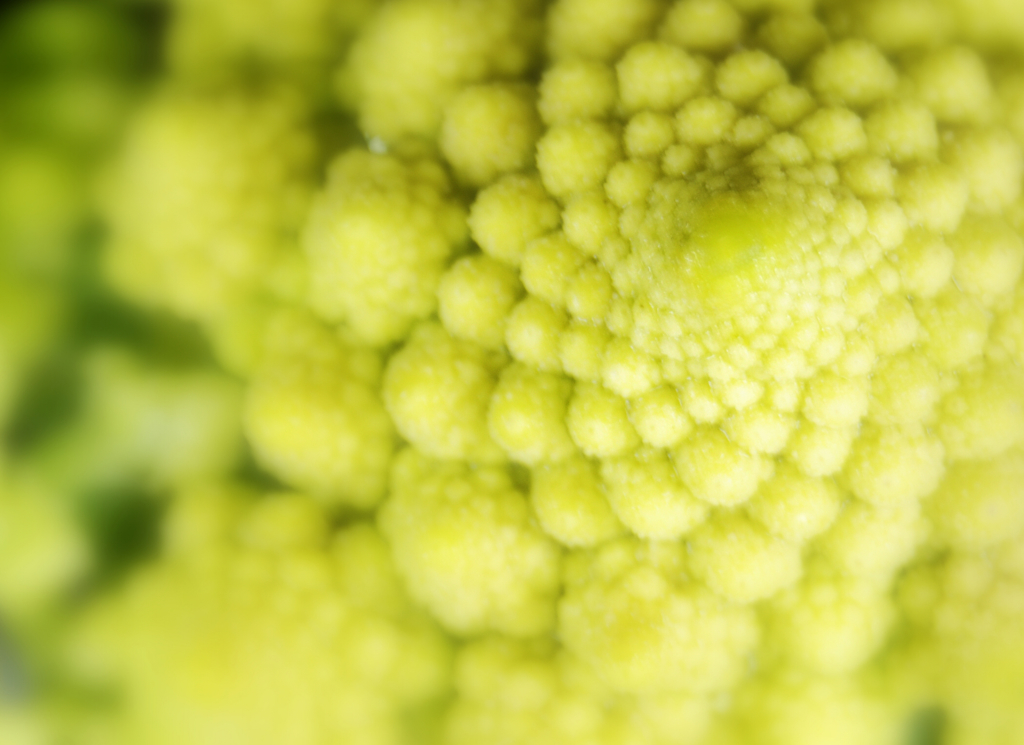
[42,0,1024,743]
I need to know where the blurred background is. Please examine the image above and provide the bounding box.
[0,0,381,736]
[0,3,229,739]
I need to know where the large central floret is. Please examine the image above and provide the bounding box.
[353,0,1024,713]
[626,174,830,361]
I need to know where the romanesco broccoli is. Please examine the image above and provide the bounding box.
[1,1,1023,744]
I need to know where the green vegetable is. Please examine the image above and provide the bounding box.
[2,1,1024,744]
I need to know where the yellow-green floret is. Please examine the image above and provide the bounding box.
[559,537,759,694]
[103,87,316,328]
[303,150,467,346]
[67,488,451,745]
[441,636,714,745]
[896,538,1024,744]
[166,0,380,76]
[340,0,545,143]
[379,448,561,637]
[243,309,394,509]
